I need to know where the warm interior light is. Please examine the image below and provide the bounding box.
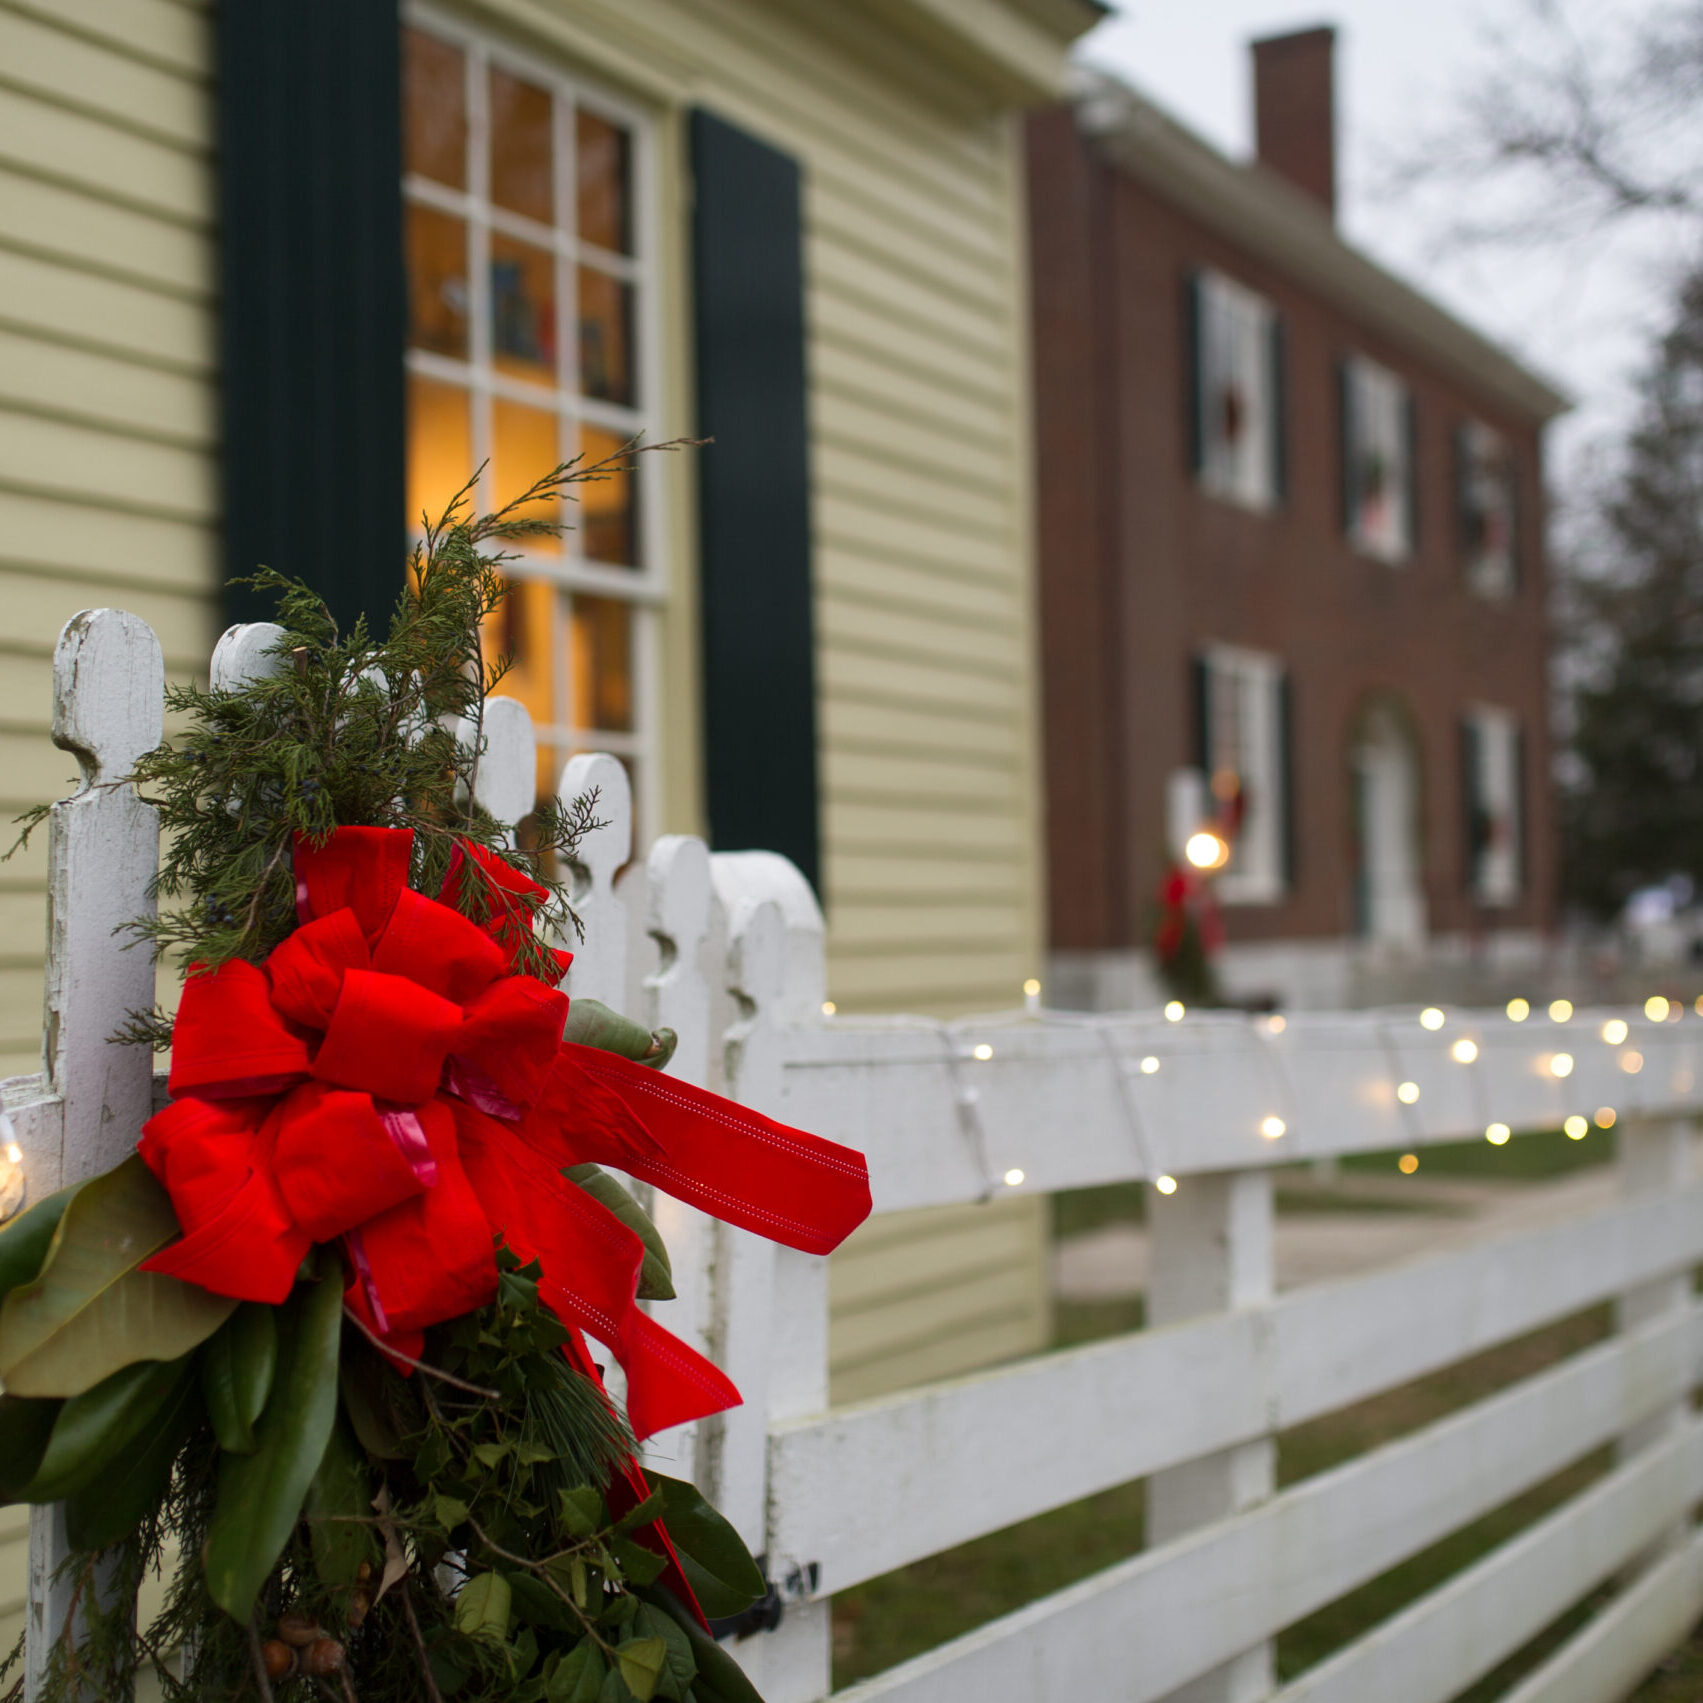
[1023,978,1041,998]
[1419,1007,1445,1031]
[1155,1174,1178,1195]
[1507,998,1530,1021]
[1601,1018,1628,1044]
[821,1001,836,1016]
[1396,1081,1420,1104]
[1451,1038,1478,1063]
[1549,1053,1574,1078]
[1003,1167,1025,1187]
[1165,1001,1185,1022]
[1548,999,1573,1022]
[1645,995,1671,1021]
[3,1142,20,1166]
[1140,1055,1160,1074]
[1398,1153,1419,1174]
[1184,830,1231,871]
[1595,1107,1616,1129]
[1563,1115,1588,1139]
[972,1043,994,1061]
[1486,1122,1511,1144]
[1621,1050,1644,1074]
[1260,1115,1287,1140]
[1695,996,1703,1016]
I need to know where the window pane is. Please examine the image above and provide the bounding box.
[407,375,471,529]
[403,29,466,188]
[406,205,470,359]
[490,233,557,383]
[571,596,633,732]
[493,398,563,548]
[579,425,637,566]
[576,110,632,253]
[490,68,554,224]
[495,575,558,735]
[578,266,634,404]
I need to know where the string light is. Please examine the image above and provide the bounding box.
[1621,1050,1644,1075]
[1451,1039,1478,1063]
[1023,977,1041,999]
[1563,1115,1588,1140]
[1184,831,1231,871]
[1419,1007,1445,1031]
[1265,1014,1287,1034]
[972,1043,994,1062]
[0,1120,23,1225]
[1645,995,1670,1021]
[1486,1122,1511,1145]
[1155,1174,1178,1195]
[1549,1052,1574,1078]
[1260,1115,1287,1140]
[821,1001,836,1017]
[1003,1167,1025,1187]
[1601,1018,1628,1044]
[1398,1153,1419,1174]
[1507,998,1530,1021]
[1548,998,1573,1022]
[1595,1107,1616,1128]
[1695,996,1703,1016]
[1396,1081,1420,1104]
[1165,1001,1185,1022]
[1139,1056,1160,1074]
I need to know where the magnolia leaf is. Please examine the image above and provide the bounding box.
[562,999,669,1065]
[631,1603,695,1699]
[643,1473,765,1619]
[201,1301,276,1455]
[0,1396,60,1501]
[0,1155,235,1397]
[204,1272,343,1621]
[0,1184,77,1301]
[641,1588,765,1703]
[549,1642,605,1703]
[507,1571,579,1635]
[615,1636,666,1702]
[22,1355,189,1503]
[64,1360,198,1551]
[306,1414,377,1589]
[454,1571,512,1642]
[565,1165,674,1302]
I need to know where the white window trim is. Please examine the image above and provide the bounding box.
[1197,270,1277,514]
[1466,704,1522,908]
[1461,419,1516,601]
[1346,354,1413,564]
[1203,642,1287,907]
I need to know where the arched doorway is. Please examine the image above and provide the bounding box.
[1350,698,1426,948]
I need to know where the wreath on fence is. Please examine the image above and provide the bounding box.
[0,457,871,1703]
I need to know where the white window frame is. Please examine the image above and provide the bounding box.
[1465,705,1522,908]
[1460,419,1516,599]
[1346,354,1413,563]
[1197,270,1277,512]
[403,3,665,833]
[1202,643,1287,906]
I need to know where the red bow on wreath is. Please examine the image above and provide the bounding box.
[138,826,871,1440]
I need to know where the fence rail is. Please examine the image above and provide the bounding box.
[4,608,1702,1703]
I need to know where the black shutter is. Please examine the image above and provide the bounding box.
[1338,359,1357,538]
[217,0,405,632]
[1460,717,1483,896]
[1506,453,1522,594]
[690,110,820,892]
[1277,670,1296,892]
[1268,314,1287,506]
[1402,389,1420,557]
[1184,270,1205,477]
[1190,654,1213,774]
[1454,423,1472,573]
[1512,722,1527,898]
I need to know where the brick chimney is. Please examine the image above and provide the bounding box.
[1251,26,1337,217]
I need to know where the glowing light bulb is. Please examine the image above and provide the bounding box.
[1419,1007,1446,1031]
[3,1142,19,1166]
[1260,1115,1287,1140]
[1486,1122,1511,1145]
[1563,1115,1588,1139]
[1549,1053,1574,1078]
[1184,830,1230,871]
[1595,1107,1616,1129]
[1139,1056,1160,1074]
[1549,999,1573,1022]
[972,1043,994,1061]
[1023,978,1041,998]
[1646,995,1670,1022]
[1165,1001,1185,1022]
[1155,1174,1178,1195]
[1003,1167,1025,1187]
[1621,1050,1644,1074]
[1695,996,1703,1016]
[821,1001,836,1016]
[1398,1153,1419,1174]
[1396,1081,1420,1105]
[1265,1014,1287,1034]
[1601,1019,1628,1044]
[1451,1039,1478,1063]
[1507,998,1530,1021]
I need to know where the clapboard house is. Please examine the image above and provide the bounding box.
[1030,29,1568,1011]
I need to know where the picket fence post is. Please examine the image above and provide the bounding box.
[1146,1167,1277,1703]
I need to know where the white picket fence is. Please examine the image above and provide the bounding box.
[5,607,1703,1703]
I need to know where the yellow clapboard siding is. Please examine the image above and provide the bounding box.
[809,229,1009,362]
[820,697,1027,764]
[0,488,218,593]
[0,163,211,297]
[815,387,1014,494]
[817,496,1016,592]
[828,902,1031,954]
[818,441,1015,532]
[818,646,1022,720]
[0,6,210,150]
[0,651,51,723]
[0,325,214,445]
[0,728,89,803]
[825,851,1027,904]
[824,748,1022,813]
[3,0,210,78]
[0,247,211,372]
[0,889,45,949]
[0,406,214,520]
[819,584,1023,668]
[0,81,208,224]
[0,569,213,668]
[813,289,1013,414]
[0,965,50,1039]
[813,335,1014,452]
[816,547,1020,633]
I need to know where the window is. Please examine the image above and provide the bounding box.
[1342,355,1415,562]
[1194,646,1291,904]
[1191,270,1283,510]
[402,16,658,823]
[1457,421,1517,598]
[1462,707,1522,906]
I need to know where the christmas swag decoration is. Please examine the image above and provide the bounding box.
[0,458,871,1703]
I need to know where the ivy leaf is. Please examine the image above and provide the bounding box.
[548,1641,605,1702]
[612,1538,669,1588]
[473,1440,511,1469]
[616,1636,667,1702]
[435,1493,471,1531]
[455,1571,513,1642]
[632,1603,696,1700]
[559,1484,604,1537]
[507,1571,579,1635]
[641,1588,765,1703]
[0,1156,236,1397]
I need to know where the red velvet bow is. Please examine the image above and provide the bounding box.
[138,827,871,1439]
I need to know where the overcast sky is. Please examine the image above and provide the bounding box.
[1075,1,1689,480]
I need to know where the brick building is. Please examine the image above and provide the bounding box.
[1029,29,1569,1011]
